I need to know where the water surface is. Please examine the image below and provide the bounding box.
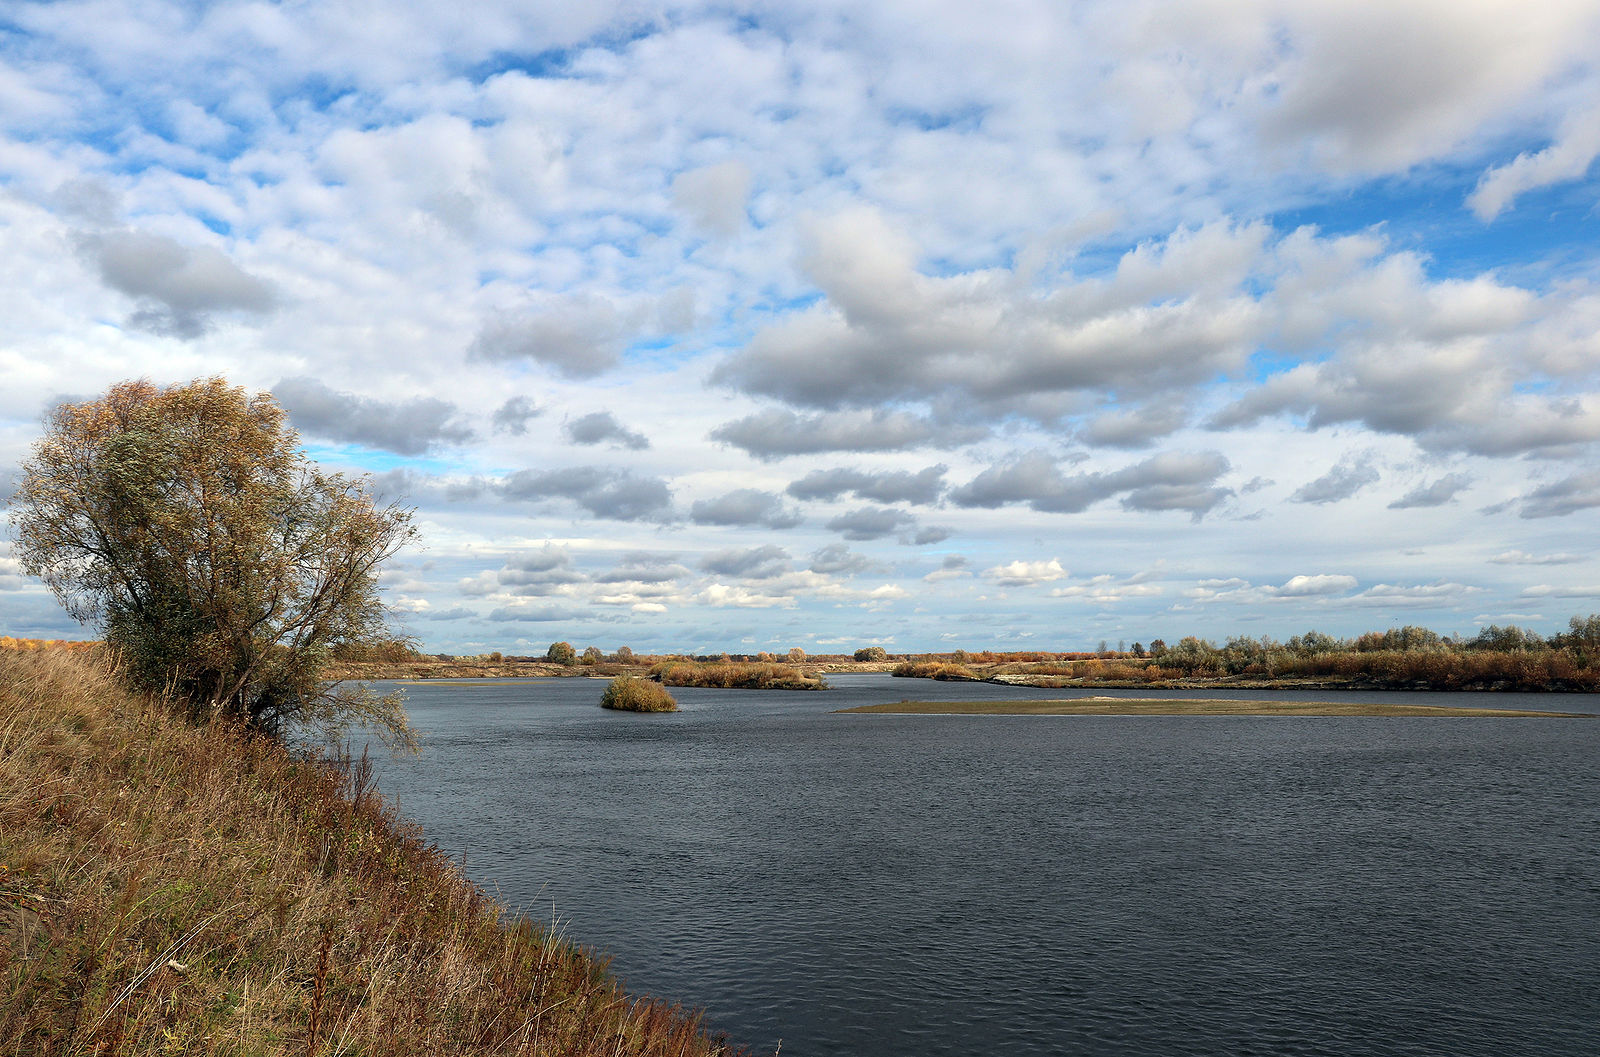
[367,674,1599,1057]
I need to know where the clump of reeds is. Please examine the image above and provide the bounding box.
[890,660,979,681]
[0,646,741,1056]
[600,677,679,712]
[649,661,826,690]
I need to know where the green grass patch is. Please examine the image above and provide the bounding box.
[837,697,1594,717]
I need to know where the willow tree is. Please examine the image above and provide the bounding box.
[11,377,417,749]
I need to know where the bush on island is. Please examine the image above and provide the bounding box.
[600,676,679,712]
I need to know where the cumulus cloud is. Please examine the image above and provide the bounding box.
[83,229,276,338]
[1290,459,1379,505]
[824,506,916,541]
[923,555,972,583]
[710,408,966,460]
[595,553,694,584]
[496,546,587,595]
[689,488,802,529]
[671,160,751,238]
[1519,469,1600,518]
[808,543,879,576]
[951,450,1232,519]
[1388,472,1473,509]
[1469,106,1600,220]
[786,465,947,505]
[274,377,473,455]
[492,396,541,435]
[1272,574,1359,597]
[1078,403,1189,449]
[712,213,1271,418]
[983,559,1068,587]
[700,544,791,580]
[1489,550,1583,565]
[486,604,586,624]
[564,410,649,450]
[469,294,633,378]
[501,466,673,521]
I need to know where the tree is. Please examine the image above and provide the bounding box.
[12,378,418,747]
[853,645,888,662]
[546,641,577,665]
[581,645,603,665]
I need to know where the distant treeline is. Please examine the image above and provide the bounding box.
[893,615,1600,692]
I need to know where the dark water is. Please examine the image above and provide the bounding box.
[364,675,1600,1057]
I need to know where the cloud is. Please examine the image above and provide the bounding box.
[671,160,751,238]
[1519,470,1600,518]
[468,294,633,378]
[786,465,947,505]
[564,410,649,450]
[1078,403,1189,449]
[808,543,879,576]
[492,396,541,435]
[923,555,972,583]
[950,449,1232,518]
[1489,550,1583,566]
[825,506,916,541]
[274,377,473,455]
[1469,106,1600,220]
[1520,583,1600,599]
[501,466,673,521]
[689,488,802,529]
[83,229,276,338]
[496,546,587,596]
[711,408,963,460]
[1388,472,1473,509]
[1272,574,1358,597]
[1290,459,1379,505]
[486,604,586,623]
[700,544,791,580]
[712,213,1271,418]
[596,553,694,584]
[983,559,1067,587]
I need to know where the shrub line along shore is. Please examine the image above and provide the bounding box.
[837,698,1595,717]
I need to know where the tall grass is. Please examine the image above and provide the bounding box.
[649,662,826,690]
[0,647,742,1056]
[600,677,679,712]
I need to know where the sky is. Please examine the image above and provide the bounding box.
[2,0,1600,656]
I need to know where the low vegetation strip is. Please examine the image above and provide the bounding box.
[0,648,740,1056]
[837,698,1593,717]
[650,661,826,690]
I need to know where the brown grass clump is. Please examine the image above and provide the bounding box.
[600,677,679,713]
[890,660,980,681]
[0,647,741,1056]
[649,662,825,690]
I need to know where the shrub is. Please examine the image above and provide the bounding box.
[600,676,679,712]
[649,661,826,690]
[891,660,979,681]
[854,646,889,662]
[10,377,416,748]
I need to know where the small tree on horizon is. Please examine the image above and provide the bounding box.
[546,641,577,665]
[10,377,418,748]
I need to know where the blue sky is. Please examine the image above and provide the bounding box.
[3,0,1600,654]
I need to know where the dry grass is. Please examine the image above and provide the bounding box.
[599,678,679,713]
[0,647,743,1056]
[649,662,825,691]
[838,697,1593,717]
[889,660,979,681]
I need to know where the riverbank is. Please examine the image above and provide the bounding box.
[839,697,1595,717]
[0,648,742,1055]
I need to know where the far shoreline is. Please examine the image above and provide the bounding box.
[836,698,1596,718]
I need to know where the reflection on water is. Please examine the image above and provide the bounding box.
[366,674,1600,1057]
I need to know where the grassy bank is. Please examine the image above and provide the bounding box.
[0,648,741,1056]
[839,698,1593,717]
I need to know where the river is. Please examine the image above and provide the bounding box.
[364,674,1599,1057]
